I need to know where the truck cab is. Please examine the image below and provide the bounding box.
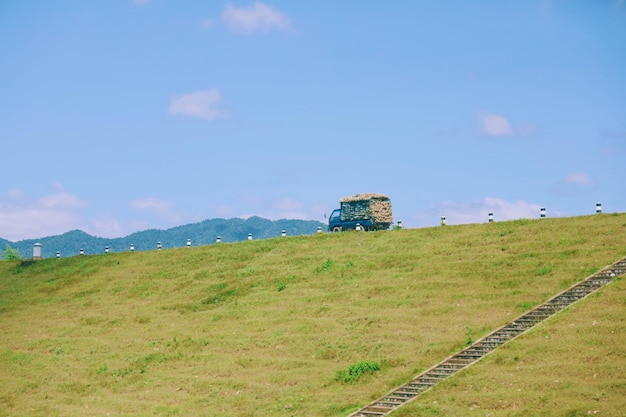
[328,209,373,232]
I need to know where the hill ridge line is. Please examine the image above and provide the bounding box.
[348,256,626,417]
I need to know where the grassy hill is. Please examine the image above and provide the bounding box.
[1,214,625,417]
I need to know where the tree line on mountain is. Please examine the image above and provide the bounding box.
[0,217,326,260]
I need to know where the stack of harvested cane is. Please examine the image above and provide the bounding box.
[339,193,393,223]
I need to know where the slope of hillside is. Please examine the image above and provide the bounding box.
[1,214,625,416]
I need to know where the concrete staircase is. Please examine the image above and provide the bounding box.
[348,257,626,417]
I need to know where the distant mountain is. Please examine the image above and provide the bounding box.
[1,217,326,260]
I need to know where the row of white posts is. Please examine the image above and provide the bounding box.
[34,226,328,259]
[441,202,604,226]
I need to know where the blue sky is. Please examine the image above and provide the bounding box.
[1,1,625,241]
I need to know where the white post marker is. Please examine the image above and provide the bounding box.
[130,243,135,252]
[282,230,287,237]
[33,243,42,260]
[187,239,191,247]
[216,236,222,243]
[248,233,252,240]
[157,241,162,250]
[488,212,494,223]
[540,207,546,218]
[441,216,446,226]
[596,202,602,214]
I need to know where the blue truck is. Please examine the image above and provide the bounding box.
[328,193,393,232]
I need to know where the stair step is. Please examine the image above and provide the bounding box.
[356,412,385,417]
[567,290,593,297]
[485,334,511,340]
[496,327,526,334]
[475,341,503,349]
[413,378,439,385]
[542,303,569,310]
[458,348,488,355]
[427,369,456,376]
[544,299,570,304]
[440,361,471,369]
[592,272,616,278]
[554,294,579,299]
[497,327,527,334]
[406,382,432,390]
[362,406,392,413]
[424,371,453,378]
[454,354,484,360]
[576,284,603,290]
[395,385,424,393]
[513,318,539,324]
[440,361,472,369]
[462,349,492,357]
[438,361,467,368]
[379,396,406,404]
[371,401,401,409]
[386,391,416,399]
[526,309,552,315]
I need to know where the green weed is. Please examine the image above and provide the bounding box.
[314,257,334,273]
[335,361,381,384]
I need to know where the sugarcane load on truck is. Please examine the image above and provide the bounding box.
[328,193,393,232]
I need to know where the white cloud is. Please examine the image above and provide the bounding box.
[564,173,595,186]
[91,218,125,239]
[200,18,214,30]
[130,197,172,211]
[480,197,546,220]
[274,199,328,222]
[539,0,552,16]
[224,195,328,223]
[169,89,227,121]
[270,198,308,219]
[413,197,548,226]
[477,112,514,137]
[222,2,292,34]
[209,204,237,218]
[0,186,88,241]
[40,192,87,210]
[477,112,537,138]
[550,172,597,196]
[129,197,186,224]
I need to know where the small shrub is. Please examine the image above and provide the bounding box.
[538,265,553,275]
[277,282,286,292]
[314,258,334,274]
[335,360,381,384]
[97,363,109,374]
[2,244,21,261]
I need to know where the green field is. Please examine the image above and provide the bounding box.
[1,214,625,417]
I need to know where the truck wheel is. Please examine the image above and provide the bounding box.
[332,226,341,233]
